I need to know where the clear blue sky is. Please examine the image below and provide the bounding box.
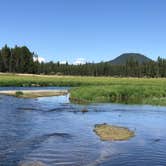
[0,0,166,63]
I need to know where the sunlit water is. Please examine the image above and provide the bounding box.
[0,87,166,166]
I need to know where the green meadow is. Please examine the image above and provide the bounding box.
[0,74,166,105]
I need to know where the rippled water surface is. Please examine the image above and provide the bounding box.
[0,87,166,166]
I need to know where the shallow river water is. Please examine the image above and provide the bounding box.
[0,87,166,166]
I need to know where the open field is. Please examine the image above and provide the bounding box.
[1,73,166,87]
[1,73,166,105]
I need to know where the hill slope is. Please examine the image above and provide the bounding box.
[109,53,152,65]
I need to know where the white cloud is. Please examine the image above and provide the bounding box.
[33,56,46,63]
[59,61,68,64]
[74,58,86,65]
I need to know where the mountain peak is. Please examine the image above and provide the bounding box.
[109,53,152,65]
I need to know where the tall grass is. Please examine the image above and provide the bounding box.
[70,85,166,105]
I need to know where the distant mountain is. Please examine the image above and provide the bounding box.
[109,53,152,65]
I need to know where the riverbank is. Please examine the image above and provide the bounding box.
[70,85,166,105]
[1,74,166,105]
[0,90,68,98]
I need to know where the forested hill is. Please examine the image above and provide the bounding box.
[109,53,152,65]
[1,45,166,77]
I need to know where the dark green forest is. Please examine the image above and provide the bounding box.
[0,45,166,77]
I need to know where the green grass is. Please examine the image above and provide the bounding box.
[15,91,24,97]
[1,74,166,87]
[1,74,166,105]
[70,85,166,105]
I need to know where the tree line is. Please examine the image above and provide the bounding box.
[0,45,166,77]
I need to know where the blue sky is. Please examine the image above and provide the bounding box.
[0,0,166,63]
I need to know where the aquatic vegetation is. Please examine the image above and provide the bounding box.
[94,123,134,141]
[15,91,24,97]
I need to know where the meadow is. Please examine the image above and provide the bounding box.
[1,74,166,105]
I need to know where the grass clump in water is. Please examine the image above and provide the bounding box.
[94,123,134,141]
[81,108,89,113]
[15,91,24,97]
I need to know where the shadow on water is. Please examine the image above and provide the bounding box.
[17,107,42,111]
[47,105,77,112]
[16,105,78,113]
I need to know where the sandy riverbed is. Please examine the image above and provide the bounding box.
[0,89,68,98]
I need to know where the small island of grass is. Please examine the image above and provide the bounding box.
[94,123,134,141]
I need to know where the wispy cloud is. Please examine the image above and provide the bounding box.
[74,58,86,65]
[33,56,46,63]
[59,61,67,64]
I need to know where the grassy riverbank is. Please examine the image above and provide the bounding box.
[70,85,166,105]
[1,73,166,105]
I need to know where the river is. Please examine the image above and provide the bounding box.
[0,87,166,166]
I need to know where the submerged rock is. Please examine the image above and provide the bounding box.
[81,108,88,113]
[154,138,161,142]
[19,161,46,166]
[44,132,71,138]
[94,123,134,141]
[17,107,40,111]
